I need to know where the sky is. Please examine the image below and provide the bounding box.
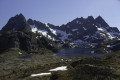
[0,0,120,29]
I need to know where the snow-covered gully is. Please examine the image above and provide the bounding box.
[49,66,67,71]
[31,72,51,77]
[30,66,67,77]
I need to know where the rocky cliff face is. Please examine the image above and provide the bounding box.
[1,14,31,32]
[27,16,120,47]
[0,14,59,53]
[0,14,120,50]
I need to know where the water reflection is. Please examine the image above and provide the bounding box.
[56,48,104,57]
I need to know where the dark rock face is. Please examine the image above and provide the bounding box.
[28,19,48,30]
[28,19,60,40]
[59,16,116,41]
[1,14,31,32]
[0,31,59,53]
[0,14,60,53]
[28,16,120,47]
[0,31,34,52]
[95,16,109,27]
[1,14,120,50]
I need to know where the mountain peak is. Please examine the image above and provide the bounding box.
[11,13,26,22]
[95,16,103,21]
[95,16,109,27]
[1,14,31,32]
[16,13,24,18]
[87,16,94,20]
[27,18,34,25]
[86,16,95,22]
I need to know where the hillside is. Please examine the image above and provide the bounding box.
[1,14,120,49]
[0,14,120,80]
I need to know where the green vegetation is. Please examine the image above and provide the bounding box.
[94,39,120,54]
[49,51,120,80]
[1,39,120,80]
[2,49,120,80]
[0,48,63,80]
[0,30,62,80]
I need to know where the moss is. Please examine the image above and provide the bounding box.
[48,51,120,80]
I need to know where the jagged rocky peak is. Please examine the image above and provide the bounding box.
[27,18,58,40]
[69,17,84,24]
[27,18,34,25]
[0,14,120,48]
[28,18,59,30]
[111,27,120,33]
[27,18,48,30]
[86,16,94,20]
[71,16,94,23]
[1,13,31,32]
[95,16,109,27]
[0,15,59,53]
[95,16,103,21]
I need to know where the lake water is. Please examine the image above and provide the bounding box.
[56,48,104,57]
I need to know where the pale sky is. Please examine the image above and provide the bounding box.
[0,0,120,29]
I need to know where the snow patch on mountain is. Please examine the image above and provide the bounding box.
[49,28,57,35]
[106,33,115,39]
[83,27,87,30]
[76,20,81,24]
[30,25,38,33]
[45,23,49,27]
[74,40,88,44]
[97,27,104,31]
[30,24,54,40]
[30,25,48,36]
[72,29,78,31]
[84,35,90,39]
[27,16,120,48]
[31,73,51,77]
[49,66,67,71]
[38,30,48,36]
[95,25,116,39]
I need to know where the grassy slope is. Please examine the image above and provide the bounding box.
[49,51,120,80]
[1,48,120,80]
[0,48,63,80]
